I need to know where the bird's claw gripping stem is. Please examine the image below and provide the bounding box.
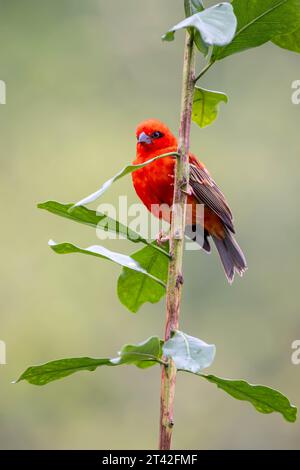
[156,230,170,246]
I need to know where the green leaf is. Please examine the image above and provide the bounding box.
[17,336,163,385]
[16,357,115,386]
[72,152,178,208]
[163,330,216,374]
[272,26,300,52]
[192,87,228,128]
[213,0,300,60]
[38,201,147,245]
[48,240,166,288]
[38,201,170,258]
[194,31,209,55]
[113,336,163,369]
[202,374,297,423]
[184,0,208,54]
[117,242,169,313]
[162,3,237,47]
[184,0,204,16]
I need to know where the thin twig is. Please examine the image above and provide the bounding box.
[194,60,214,83]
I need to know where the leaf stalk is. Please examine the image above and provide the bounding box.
[194,59,214,83]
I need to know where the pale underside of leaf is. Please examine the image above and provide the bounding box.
[163,330,216,374]
[72,152,178,209]
[48,240,166,287]
[163,3,237,47]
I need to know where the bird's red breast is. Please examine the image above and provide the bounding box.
[132,119,225,239]
[132,119,247,283]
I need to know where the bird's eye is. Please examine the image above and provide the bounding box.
[151,131,164,139]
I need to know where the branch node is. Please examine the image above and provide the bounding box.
[179,176,188,187]
[176,273,184,288]
[174,228,182,240]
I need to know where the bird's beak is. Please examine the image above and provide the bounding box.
[138,132,152,145]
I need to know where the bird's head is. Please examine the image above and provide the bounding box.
[136,119,177,155]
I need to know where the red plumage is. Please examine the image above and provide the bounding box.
[132,119,247,283]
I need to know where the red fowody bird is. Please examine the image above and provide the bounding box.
[132,119,247,283]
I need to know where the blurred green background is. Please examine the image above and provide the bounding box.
[0,0,300,450]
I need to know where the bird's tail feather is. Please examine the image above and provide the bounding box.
[212,229,247,284]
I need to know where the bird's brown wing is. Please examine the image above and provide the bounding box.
[189,163,235,233]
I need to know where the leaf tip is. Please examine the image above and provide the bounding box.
[162,31,174,42]
[13,371,26,384]
[287,405,297,423]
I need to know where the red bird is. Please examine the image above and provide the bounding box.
[132,119,247,283]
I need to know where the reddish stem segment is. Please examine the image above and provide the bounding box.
[159,31,196,450]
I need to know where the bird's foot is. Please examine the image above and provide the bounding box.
[156,230,169,246]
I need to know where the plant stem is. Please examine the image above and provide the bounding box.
[159,30,196,450]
